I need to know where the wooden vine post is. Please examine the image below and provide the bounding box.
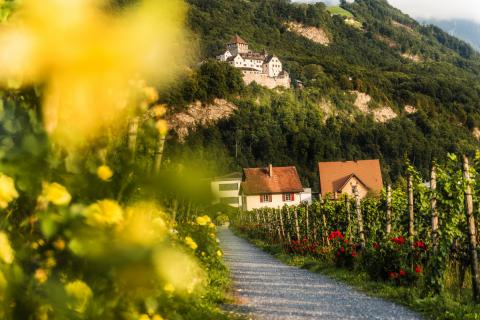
[320,198,330,246]
[407,175,415,241]
[345,195,352,240]
[430,166,439,253]
[278,207,286,242]
[275,209,282,243]
[293,208,301,241]
[462,155,480,302]
[305,205,310,241]
[353,185,365,249]
[312,203,318,241]
[386,184,392,235]
[286,207,292,243]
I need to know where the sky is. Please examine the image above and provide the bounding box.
[294,0,480,23]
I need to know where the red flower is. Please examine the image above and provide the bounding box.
[414,241,426,249]
[415,265,422,274]
[399,269,406,277]
[351,251,357,257]
[391,236,406,245]
[340,247,345,253]
[373,242,381,250]
[336,251,341,257]
[388,272,398,279]
[328,230,344,240]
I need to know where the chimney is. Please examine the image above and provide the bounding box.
[268,164,273,177]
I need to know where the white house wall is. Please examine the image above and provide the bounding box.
[244,193,301,211]
[211,179,242,207]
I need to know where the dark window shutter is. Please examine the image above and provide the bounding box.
[269,195,272,202]
[260,195,264,203]
[291,193,295,201]
[282,194,285,201]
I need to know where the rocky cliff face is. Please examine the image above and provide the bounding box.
[169,99,237,142]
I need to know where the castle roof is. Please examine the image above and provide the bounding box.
[239,52,266,61]
[229,34,248,45]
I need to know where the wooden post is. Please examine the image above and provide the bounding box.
[275,209,282,243]
[279,207,286,242]
[430,166,439,253]
[255,209,260,225]
[312,203,318,242]
[353,185,365,249]
[408,175,415,241]
[293,208,301,241]
[463,155,480,302]
[305,205,310,240]
[386,184,392,235]
[321,198,330,246]
[345,196,352,240]
[128,117,139,154]
[154,136,166,174]
[286,207,292,243]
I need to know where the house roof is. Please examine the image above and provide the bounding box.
[212,172,242,182]
[241,166,303,195]
[318,160,383,196]
[228,34,248,45]
[239,52,266,61]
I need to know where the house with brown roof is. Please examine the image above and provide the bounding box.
[318,160,383,199]
[240,164,310,211]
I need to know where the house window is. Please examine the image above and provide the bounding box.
[220,197,239,205]
[219,183,239,191]
[283,193,295,202]
[260,194,272,203]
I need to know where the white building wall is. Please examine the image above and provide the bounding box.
[211,179,242,208]
[299,188,312,204]
[243,193,301,211]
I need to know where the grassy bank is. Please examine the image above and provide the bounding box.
[232,228,480,320]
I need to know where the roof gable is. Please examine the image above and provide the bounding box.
[318,160,383,196]
[229,34,248,45]
[241,166,303,195]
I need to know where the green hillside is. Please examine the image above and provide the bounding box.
[164,0,480,189]
[326,6,353,18]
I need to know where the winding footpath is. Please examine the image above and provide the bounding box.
[218,227,422,320]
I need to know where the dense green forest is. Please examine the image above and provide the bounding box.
[163,0,480,190]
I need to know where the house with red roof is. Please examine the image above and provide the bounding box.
[240,164,310,211]
[318,160,383,199]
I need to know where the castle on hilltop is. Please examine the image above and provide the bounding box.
[216,35,291,89]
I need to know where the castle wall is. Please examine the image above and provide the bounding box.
[242,72,291,89]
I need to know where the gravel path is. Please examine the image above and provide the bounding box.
[218,227,422,320]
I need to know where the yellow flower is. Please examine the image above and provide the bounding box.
[34,268,48,284]
[184,236,197,250]
[152,315,164,320]
[155,120,169,137]
[84,199,124,227]
[152,104,167,117]
[144,86,159,104]
[0,0,190,148]
[0,174,18,209]
[41,182,71,206]
[138,315,150,320]
[216,250,223,257]
[65,280,93,313]
[96,165,113,181]
[208,222,215,228]
[0,232,14,264]
[163,283,175,294]
[195,215,211,226]
[53,239,65,251]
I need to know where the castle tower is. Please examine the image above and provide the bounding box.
[226,34,249,56]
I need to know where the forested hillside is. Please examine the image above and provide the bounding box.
[164,0,480,189]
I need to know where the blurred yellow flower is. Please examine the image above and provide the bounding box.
[0,174,18,209]
[152,104,167,118]
[40,182,71,206]
[216,250,223,257]
[208,222,215,228]
[184,236,197,250]
[0,0,191,147]
[0,232,14,264]
[152,315,164,320]
[163,283,175,294]
[120,202,168,246]
[65,280,93,313]
[144,86,159,104]
[138,315,150,320]
[155,120,169,137]
[53,238,65,251]
[84,199,124,227]
[34,268,48,284]
[96,165,113,181]
[195,215,211,226]
[154,249,203,294]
